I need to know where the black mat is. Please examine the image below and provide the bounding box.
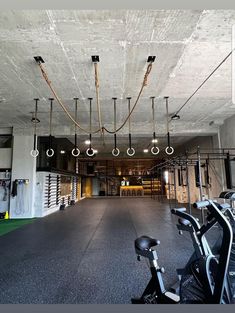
[0,198,218,303]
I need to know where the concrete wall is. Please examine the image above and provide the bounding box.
[0,148,12,168]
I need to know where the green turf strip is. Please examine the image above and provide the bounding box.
[0,219,36,236]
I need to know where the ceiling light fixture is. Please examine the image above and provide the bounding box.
[60,150,66,154]
[85,140,91,145]
[126,97,135,157]
[46,98,55,158]
[30,98,40,158]
[143,149,149,153]
[111,97,120,157]
[71,97,80,157]
[150,96,160,155]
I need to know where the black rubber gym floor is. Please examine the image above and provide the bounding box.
[0,198,219,304]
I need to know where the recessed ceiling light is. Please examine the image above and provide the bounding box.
[143,149,149,153]
[152,138,158,143]
[85,140,91,145]
[60,150,66,154]
[93,149,98,154]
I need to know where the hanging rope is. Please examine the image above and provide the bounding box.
[36,59,154,135]
[94,62,102,132]
[103,62,153,134]
[37,62,97,134]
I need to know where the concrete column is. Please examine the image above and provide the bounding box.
[9,135,36,218]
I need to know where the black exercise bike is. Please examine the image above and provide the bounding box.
[131,199,233,304]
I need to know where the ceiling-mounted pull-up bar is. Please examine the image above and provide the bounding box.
[46,98,55,158]
[71,97,80,157]
[112,97,120,157]
[30,98,40,158]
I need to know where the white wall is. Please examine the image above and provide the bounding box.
[0,148,12,168]
[9,135,37,218]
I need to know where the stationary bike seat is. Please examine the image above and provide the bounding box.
[135,236,160,251]
[178,218,191,226]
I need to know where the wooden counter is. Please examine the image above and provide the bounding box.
[120,186,144,197]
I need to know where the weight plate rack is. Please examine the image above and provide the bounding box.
[44,174,61,211]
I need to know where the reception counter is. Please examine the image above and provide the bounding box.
[120,186,144,197]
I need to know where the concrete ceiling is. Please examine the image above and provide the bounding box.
[0,10,235,154]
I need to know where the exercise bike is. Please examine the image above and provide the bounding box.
[171,200,234,303]
[131,200,233,304]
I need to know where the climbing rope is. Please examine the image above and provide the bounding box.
[36,59,154,135]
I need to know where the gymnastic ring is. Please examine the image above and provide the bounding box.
[30,149,39,158]
[86,147,95,157]
[127,147,135,156]
[165,146,174,155]
[112,148,120,157]
[151,146,160,155]
[71,147,80,157]
[46,148,55,157]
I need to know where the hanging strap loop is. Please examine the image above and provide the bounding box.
[165,96,174,155]
[31,98,40,158]
[46,98,55,158]
[71,97,80,157]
